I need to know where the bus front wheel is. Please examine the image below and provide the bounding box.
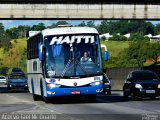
[44,97,50,103]
[87,95,96,103]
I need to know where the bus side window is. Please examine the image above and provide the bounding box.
[33,61,37,71]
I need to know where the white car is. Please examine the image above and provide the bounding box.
[0,76,7,84]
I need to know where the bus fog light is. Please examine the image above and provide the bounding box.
[47,91,55,95]
[47,84,56,88]
[96,89,101,92]
[90,81,102,86]
[47,91,52,94]
[47,84,61,88]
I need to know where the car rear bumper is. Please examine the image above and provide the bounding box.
[0,81,6,84]
[8,83,28,90]
[134,88,160,97]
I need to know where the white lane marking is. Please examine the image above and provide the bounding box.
[6,94,61,114]
[6,94,85,120]
[97,98,158,114]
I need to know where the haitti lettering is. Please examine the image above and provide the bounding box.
[50,36,95,45]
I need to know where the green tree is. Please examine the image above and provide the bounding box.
[0,23,12,51]
[31,23,46,31]
[56,21,68,26]
[154,23,160,35]
[126,41,150,67]
[128,32,150,41]
[6,27,18,39]
[86,21,95,27]
[0,67,9,76]
[17,25,30,38]
[147,42,160,63]
[78,21,86,27]
[97,20,154,36]
[101,36,106,41]
[47,23,56,28]
[19,48,27,73]
[128,20,154,35]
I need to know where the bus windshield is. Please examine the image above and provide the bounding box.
[44,34,102,78]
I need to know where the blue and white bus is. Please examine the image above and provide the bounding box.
[27,26,108,102]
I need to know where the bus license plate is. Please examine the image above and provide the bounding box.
[146,90,155,93]
[71,91,80,94]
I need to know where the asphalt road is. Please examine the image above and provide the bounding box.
[0,85,160,120]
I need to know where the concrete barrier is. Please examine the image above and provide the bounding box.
[106,67,140,90]
[0,4,160,19]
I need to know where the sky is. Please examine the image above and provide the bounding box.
[0,20,159,30]
[0,20,102,30]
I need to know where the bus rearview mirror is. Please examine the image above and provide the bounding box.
[104,51,108,61]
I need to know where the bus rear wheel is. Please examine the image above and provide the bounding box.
[33,94,39,101]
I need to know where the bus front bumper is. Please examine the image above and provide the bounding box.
[46,85,103,97]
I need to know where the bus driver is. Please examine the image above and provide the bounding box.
[80,52,92,64]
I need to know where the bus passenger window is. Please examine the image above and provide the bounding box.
[33,61,37,71]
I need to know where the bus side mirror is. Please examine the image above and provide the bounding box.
[104,51,108,61]
[101,44,108,61]
[38,42,43,61]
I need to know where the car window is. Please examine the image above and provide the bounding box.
[125,73,132,82]
[0,77,5,79]
[12,68,22,72]
[126,73,131,79]
[132,72,159,80]
[10,74,26,79]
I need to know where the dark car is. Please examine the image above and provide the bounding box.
[7,73,28,91]
[123,70,160,100]
[102,73,111,95]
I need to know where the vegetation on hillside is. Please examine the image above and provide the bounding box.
[102,40,160,69]
[0,20,160,75]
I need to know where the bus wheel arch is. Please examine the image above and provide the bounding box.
[31,79,39,101]
[40,79,44,97]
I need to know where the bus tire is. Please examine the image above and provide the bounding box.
[40,79,44,99]
[88,95,96,103]
[33,94,39,101]
[44,97,50,103]
[31,80,39,101]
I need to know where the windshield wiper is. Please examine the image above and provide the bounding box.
[60,57,89,78]
[60,59,72,78]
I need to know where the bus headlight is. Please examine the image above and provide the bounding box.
[158,84,160,89]
[47,84,61,88]
[135,84,143,89]
[49,79,56,83]
[90,81,102,86]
